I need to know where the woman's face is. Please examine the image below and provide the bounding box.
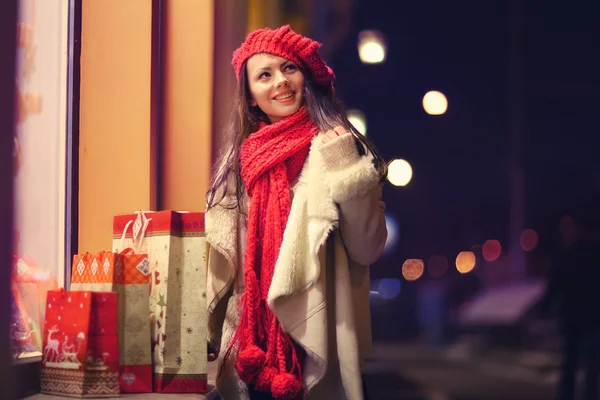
[246,53,305,124]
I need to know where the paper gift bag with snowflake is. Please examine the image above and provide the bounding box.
[40,289,120,398]
[113,210,207,393]
[71,251,152,393]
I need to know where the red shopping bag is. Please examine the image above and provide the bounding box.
[40,289,120,398]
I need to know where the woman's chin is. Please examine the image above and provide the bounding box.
[269,105,302,122]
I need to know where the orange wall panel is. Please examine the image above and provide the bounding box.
[79,0,158,253]
[160,0,214,212]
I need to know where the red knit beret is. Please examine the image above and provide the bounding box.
[232,25,335,91]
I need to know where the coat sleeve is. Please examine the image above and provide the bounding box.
[338,183,387,266]
[319,133,388,266]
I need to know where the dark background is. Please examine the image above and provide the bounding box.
[324,0,600,280]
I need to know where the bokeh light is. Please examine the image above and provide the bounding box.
[455,251,476,274]
[559,215,576,243]
[382,213,399,255]
[520,229,539,251]
[422,90,448,115]
[482,239,502,262]
[377,278,402,299]
[348,109,367,135]
[388,159,413,187]
[357,30,386,64]
[402,259,425,281]
[427,254,449,278]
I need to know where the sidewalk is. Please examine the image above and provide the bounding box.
[362,366,450,400]
[370,341,558,400]
[371,341,560,384]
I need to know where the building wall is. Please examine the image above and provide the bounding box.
[78,1,215,253]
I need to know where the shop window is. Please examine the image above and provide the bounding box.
[11,0,78,369]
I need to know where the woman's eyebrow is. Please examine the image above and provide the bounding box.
[254,61,292,77]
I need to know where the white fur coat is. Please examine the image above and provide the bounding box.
[206,132,387,399]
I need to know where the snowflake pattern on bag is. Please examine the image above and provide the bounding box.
[90,259,99,276]
[124,313,145,336]
[125,344,146,365]
[126,285,146,307]
[102,257,111,275]
[76,259,85,276]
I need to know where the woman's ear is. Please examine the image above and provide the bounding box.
[250,97,257,107]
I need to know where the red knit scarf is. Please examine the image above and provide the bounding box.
[221,107,318,400]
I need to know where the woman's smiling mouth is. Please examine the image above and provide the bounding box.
[274,91,295,101]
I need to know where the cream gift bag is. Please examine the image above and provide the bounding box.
[113,211,207,393]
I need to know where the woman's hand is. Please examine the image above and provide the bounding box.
[321,126,350,144]
[208,341,217,362]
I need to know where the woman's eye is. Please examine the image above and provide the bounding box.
[259,72,270,79]
[285,64,297,71]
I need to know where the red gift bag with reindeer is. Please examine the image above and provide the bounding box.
[113,210,207,393]
[40,289,120,398]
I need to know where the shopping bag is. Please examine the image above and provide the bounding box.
[40,289,120,398]
[71,250,152,392]
[113,210,207,393]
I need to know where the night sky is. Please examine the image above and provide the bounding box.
[327,1,600,277]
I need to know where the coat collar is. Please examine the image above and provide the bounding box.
[268,134,338,305]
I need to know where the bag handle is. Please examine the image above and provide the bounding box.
[119,248,135,255]
[119,210,153,253]
[118,220,134,252]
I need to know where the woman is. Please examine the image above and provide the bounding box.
[206,25,388,400]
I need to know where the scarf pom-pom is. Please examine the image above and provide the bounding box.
[271,372,303,400]
[236,345,265,383]
[255,366,278,392]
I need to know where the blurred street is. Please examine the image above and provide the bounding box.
[364,341,558,400]
[18,333,560,400]
[200,338,560,399]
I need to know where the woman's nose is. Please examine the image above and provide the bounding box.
[274,71,290,88]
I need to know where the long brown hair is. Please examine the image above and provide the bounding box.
[206,60,388,211]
